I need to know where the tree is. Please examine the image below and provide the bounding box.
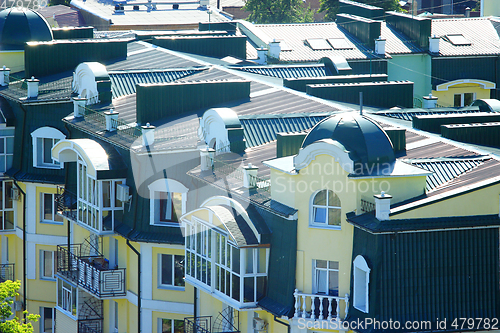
[0,281,39,333]
[243,0,315,24]
[319,0,402,21]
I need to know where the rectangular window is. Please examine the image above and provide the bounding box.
[40,307,55,333]
[37,138,60,167]
[158,192,182,223]
[314,260,339,296]
[453,92,475,107]
[41,250,57,280]
[57,280,77,317]
[159,254,185,288]
[41,193,64,223]
[160,318,185,333]
[0,136,14,173]
[0,180,15,230]
[114,301,119,330]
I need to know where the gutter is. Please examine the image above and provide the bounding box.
[126,239,141,333]
[12,180,26,316]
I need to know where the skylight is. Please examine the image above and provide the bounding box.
[275,39,293,51]
[306,38,332,50]
[446,34,471,46]
[327,38,353,50]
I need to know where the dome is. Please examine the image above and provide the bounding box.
[0,8,53,51]
[302,112,395,170]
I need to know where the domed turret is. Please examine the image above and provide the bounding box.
[0,8,53,50]
[302,112,395,172]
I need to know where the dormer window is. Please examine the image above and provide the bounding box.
[31,127,65,169]
[310,190,341,228]
[148,179,187,226]
[445,34,471,46]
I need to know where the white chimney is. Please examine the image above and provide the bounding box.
[374,191,392,221]
[0,66,10,86]
[104,109,119,132]
[243,163,259,188]
[200,147,215,171]
[256,47,268,65]
[26,76,39,98]
[268,39,281,60]
[72,95,87,117]
[141,122,155,146]
[422,93,438,108]
[429,35,440,54]
[465,7,471,17]
[375,36,386,56]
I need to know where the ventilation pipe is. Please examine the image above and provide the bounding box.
[374,191,392,221]
[141,122,155,146]
[429,35,440,54]
[375,36,386,56]
[72,95,87,117]
[423,93,438,108]
[200,147,215,171]
[0,66,10,86]
[256,47,268,65]
[105,109,119,132]
[465,7,471,17]
[26,76,39,98]
[268,39,281,60]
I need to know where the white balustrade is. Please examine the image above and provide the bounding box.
[293,289,349,322]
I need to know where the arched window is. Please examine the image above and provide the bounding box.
[353,255,370,313]
[31,127,65,169]
[311,190,341,227]
[148,178,188,226]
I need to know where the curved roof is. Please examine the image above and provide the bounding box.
[302,112,395,168]
[0,8,53,51]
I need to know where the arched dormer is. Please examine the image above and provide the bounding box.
[148,178,188,226]
[31,126,66,169]
[72,62,111,105]
[199,108,245,153]
[52,139,110,178]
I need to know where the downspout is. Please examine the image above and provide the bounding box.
[12,180,26,316]
[126,238,141,333]
[274,315,291,333]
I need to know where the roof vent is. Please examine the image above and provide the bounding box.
[141,122,155,146]
[429,35,440,53]
[105,109,119,132]
[374,191,392,221]
[256,47,268,65]
[375,36,386,55]
[243,163,259,188]
[268,39,281,60]
[26,76,39,99]
[422,93,438,108]
[72,95,87,117]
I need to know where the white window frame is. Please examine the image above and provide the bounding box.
[56,279,77,319]
[309,189,341,229]
[148,179,188,227]
[0,134,14,173]
[158,318,185,333]
[353,255,370,313]
[40,307,56,333]
[453,92,476,107]
[31,127,65,169]
[41,193,64,224]
[313,259,339,296]
[0,180,15,231]
[40,250,56,280]
[158,253,185,290]
[110,301,118,332]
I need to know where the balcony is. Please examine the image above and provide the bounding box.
[185,309,240,333]
[293,289,349,325]
[78,319,102,333]
[0,263,14,282]
[57,244,126,298]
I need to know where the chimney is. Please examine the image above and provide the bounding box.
[242,163,258,188]
[0,66,10,86]
[268,39,281,60]
[429,35,440,54]
[200,147,215,171]
[465,7,471,17]
[26,76,40,99]
[104,109,119,132]
[256,47,268,65]
[72,95,87,117]
[375,36,386,56]
[374,191,392,221]
[422,93,438,108]
[141,122,155,146]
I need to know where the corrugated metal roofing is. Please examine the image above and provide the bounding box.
[381,22,424,54]
[253,23,374,62]
[109,69,203,98]
[431,17,500,56]
[406,157,487,191]
[377,107,485,121]
[240,114,327,147]
[236,65,333,78]
[401,141,479,159]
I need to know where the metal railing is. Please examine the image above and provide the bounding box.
[413,97,423,108]
[293,289,349,322]
[185,316,212,333]
[57,245,126,298]
[0,263,14,282]
[360,199,375,213]
[78,320,102,333]
[56,187,78,222]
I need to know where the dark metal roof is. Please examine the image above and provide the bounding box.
[347,211,500,233]
[0,8,53,50]
[0,76,73,103]
[399,141,479,159]
[5,169,65,184]
[376,106,484,121]
[208,204,259,247]
[235,64,333,79]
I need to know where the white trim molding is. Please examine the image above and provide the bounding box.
[199,108,240,152]
[31,127,66,169]
[294,139,354,174]
[148,178,188,226]
[353,255,370,313]
[436,79,496,91]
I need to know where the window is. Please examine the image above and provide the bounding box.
[159,254,185,288]
[40,307,55,333]
[41,193,64,223]
[454,93,475,107]
[0,180,15,230]
[353,255,370,313]
[327,38,353,50]
[40,250,57,280]
[306,38,332,50]
[31,127,65,169]
[112,301,118,331]
[160,318,184,333]
[0,135,14,173]
[311,190,341,227]
[57,280,77,317]
[148,179,187,226]
[313,260,339,296]
[446,34,471,46]
[159,192,182,223]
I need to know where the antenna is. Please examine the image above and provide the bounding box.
[359,91,363,115]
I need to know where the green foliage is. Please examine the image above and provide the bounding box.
[48,0,71,6]
[243,0,315,24]
[319,0,402,21]
[0,281,39,333]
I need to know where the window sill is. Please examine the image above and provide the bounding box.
[34,164,61,170]
[157,285,185,291]
[309,224,341,230]
[354,305,368,313]
[40,277,56,282]
[40,220,64,225]
[151,221,182,228]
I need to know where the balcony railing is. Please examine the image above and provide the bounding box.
[184,311,240,333]
[0,263,14,282]
[57,245,126,298]
[78,319,102,333]
[55,187,78,222]
[293,289,349,322]
[185,316,212,333]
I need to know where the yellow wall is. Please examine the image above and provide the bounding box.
[55,309,77,333]
[127,240,140,295]
[0,51,24,73]
[28,300,56,333]
[29,244,58,302]
[36,186,67,236]
[152,311,188,333]
[483,0,500,16]
[433,83,491,107]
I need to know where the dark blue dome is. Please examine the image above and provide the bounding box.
[0,8,53,51]
[302,112,395,169]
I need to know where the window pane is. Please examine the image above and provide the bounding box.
[245,249,253,274]
[329,261,339,270]
[162,319,172,333]
[328,208,341,226]
[256,276,267,301]
[231,274,240,302]
[43,138,53,164]
[6,137,13,154]
[102,181,111,208]
[43,307,53,332]
[244,277,254,302]
[257,248,266,274]
[4,211,13,229]
[454,94,462,107]
[313,190,326,205]
[328,191,341,207]
[329,270,339,296]
[114,181,122,207]
[174,255,184,286]
[172,192,182,222]
[225,270,231,297]
[316,260,327,268]
[232,247,240,274]
[44,193,53,220]
[43,251,53,278]
[161,254,173,285]
[464,93,474,106]
[314,207,327,223]
[4,181,12,209]
[0,138,5,154]
[174,319,184,333]
[316,270,327,294]
[0,156,5,173]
